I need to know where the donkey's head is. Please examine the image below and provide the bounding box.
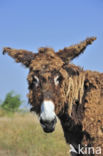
[3,37,96,133]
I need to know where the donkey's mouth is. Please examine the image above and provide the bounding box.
[43,127,55,133]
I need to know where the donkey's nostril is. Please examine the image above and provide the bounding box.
[51,117,57,124]
[40,117,57,125]
[40,118,51,125]
[40,118,45,125]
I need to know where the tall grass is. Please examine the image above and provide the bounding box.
[0,112,69,156]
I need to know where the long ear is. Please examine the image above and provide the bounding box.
[56,37,96,63]
[3,47,36,67]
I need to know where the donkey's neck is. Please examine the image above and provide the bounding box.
[58,68,85,147]
[58,108,83,147]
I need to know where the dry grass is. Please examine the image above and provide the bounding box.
[0,112,69,156]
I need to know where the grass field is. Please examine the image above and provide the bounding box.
[0,112,69,156]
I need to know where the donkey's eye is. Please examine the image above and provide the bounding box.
[33,76,39,87]
[54,75,63,86]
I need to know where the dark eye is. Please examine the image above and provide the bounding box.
[33,76,39,87]
[54,75,63,86]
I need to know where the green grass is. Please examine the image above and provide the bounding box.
[0,112,69,156]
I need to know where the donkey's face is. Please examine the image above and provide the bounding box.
[28,70,63,133]
[27,48,67,132]
[3,37,96,133]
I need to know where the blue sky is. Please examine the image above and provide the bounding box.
[0,0,103,106]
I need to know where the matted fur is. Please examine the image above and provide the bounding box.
[3,37,103,156]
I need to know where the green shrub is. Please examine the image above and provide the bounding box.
[1,91,22,112]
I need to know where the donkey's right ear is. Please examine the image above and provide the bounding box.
[3,47,36,67]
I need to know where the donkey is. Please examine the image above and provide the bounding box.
[3,37,103,156]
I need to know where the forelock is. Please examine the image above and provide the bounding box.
[30,48,64,72]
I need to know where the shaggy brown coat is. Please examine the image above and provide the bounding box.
[3,37,103,156]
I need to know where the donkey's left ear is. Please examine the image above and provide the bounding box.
[3,47,36,67]
[56,37,96,63]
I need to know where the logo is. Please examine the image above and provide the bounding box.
[70,144,77,154]
[69,144,101,155]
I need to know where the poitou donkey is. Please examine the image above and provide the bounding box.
[3,37,103,156]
